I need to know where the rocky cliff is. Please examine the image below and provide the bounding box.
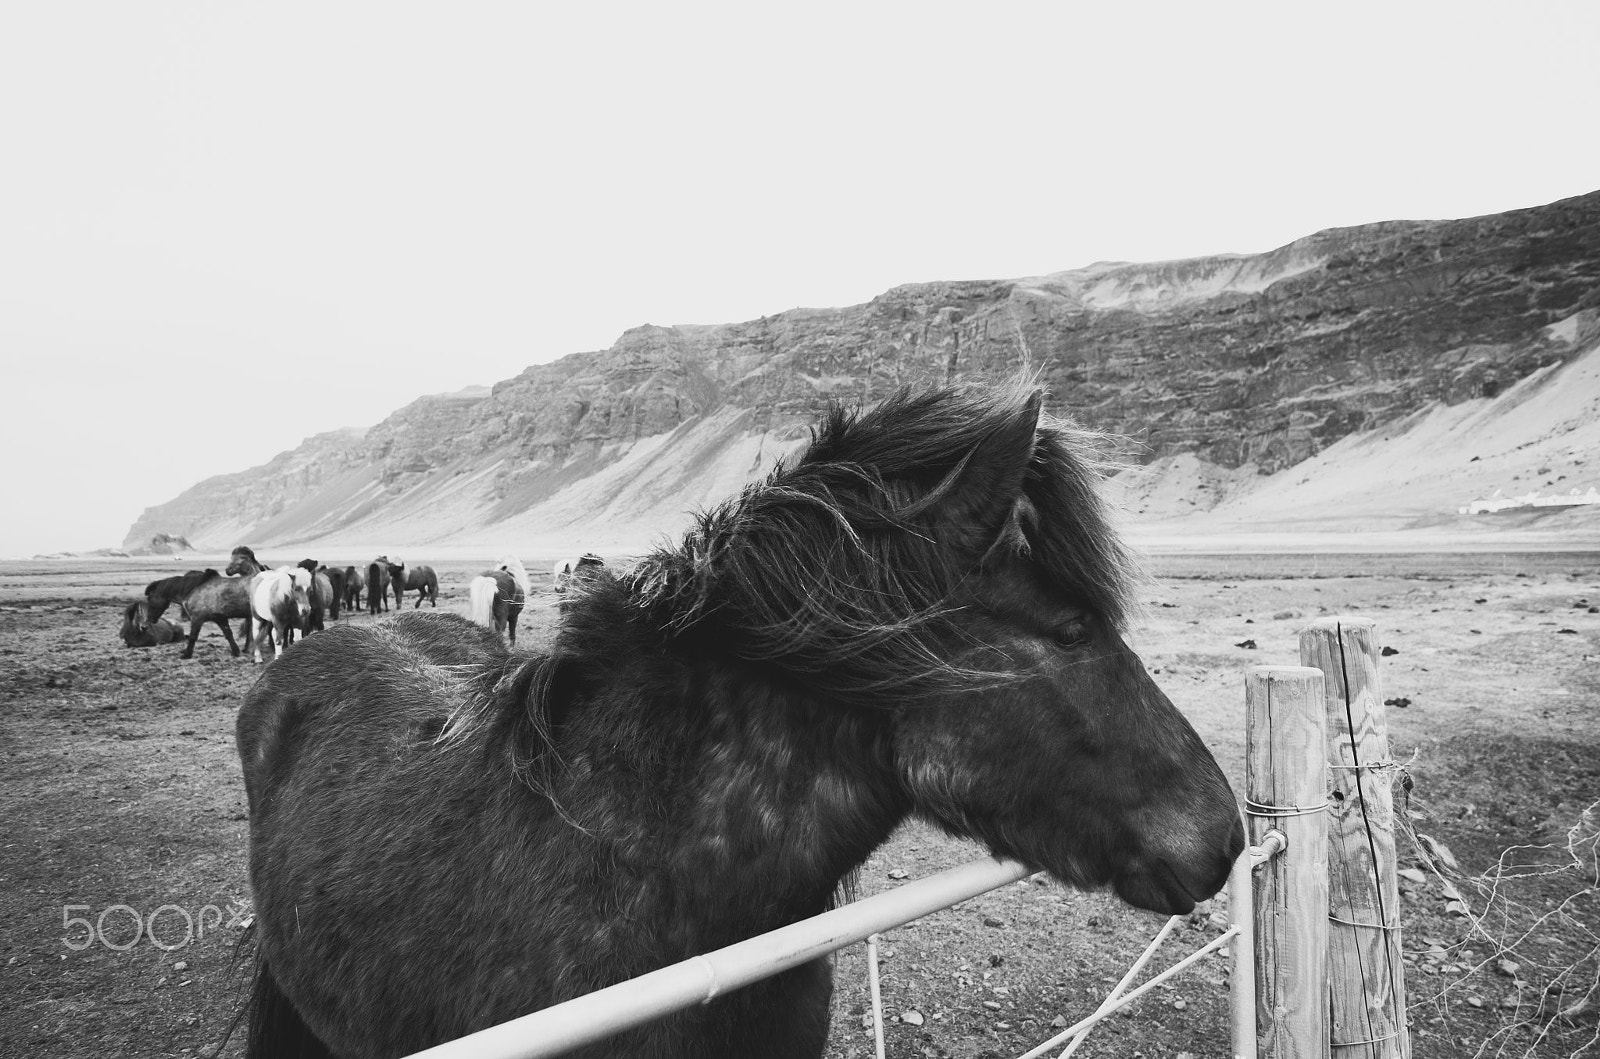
[124,191,1600,554]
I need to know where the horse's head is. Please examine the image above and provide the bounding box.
[297,559,318,573]
[638,383,1243,914]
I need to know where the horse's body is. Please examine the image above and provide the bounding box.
[295,561,336,633]
[246,568,304,663]
[467,560,526,645]
[552,553,605,613]
[342,566,365,613]
[144,569,253,659]
[322,566,345,621]
[118,600,186,647]
[227,553,307,663]
[366,559,391,616]
[387,561,439,609]
[237,384,1244,1059]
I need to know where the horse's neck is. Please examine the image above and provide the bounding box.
[557,633,909,927]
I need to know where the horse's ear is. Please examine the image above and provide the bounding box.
[923,389,1042,553]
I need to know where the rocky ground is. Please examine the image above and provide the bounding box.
[2,553,1597,1058]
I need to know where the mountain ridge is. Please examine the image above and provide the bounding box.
[123,191,1600,556]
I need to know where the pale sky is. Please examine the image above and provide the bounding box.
[2,2,1597,557]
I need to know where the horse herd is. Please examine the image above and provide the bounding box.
[120,550,607,662]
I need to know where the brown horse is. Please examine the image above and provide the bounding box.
[386,561,439,609]
[144,570,253,659]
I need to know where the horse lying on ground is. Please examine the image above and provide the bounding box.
[387,560,439,609]
[467,555,528,645]
[118,600,186,647]
[236,383,1244,1059]
[144,570,252,659]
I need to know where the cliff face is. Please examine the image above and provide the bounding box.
[123,191,1600,552]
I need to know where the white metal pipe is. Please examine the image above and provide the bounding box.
[1230,843,1259,1059]
[866,933,886,1059]
[1015,926,1240,1059]
[405,856,1035,1059]
[1057,914,1183,1057]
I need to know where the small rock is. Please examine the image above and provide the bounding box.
[996,1022,1012,1029]
[1557,628,1578,634]
[900,1010,924,1026]
[1467,996,1484,1009]
[1051,1015,1069,1029]
[982,915,1007,929]
[982,1000,1002,1010]
[1234,639,1257,649]
[1381,645,1400,656]
[173,961,189,971]
[887,868,909,880]
[1385,696,1412,708]
[1496,958,1521,977]
[1173,998,1187,1010]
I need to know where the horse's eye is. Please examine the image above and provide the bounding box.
[1054,618,1089,648]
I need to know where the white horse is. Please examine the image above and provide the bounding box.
[249,567,306,663]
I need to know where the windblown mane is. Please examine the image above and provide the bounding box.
[622,383,1138,705]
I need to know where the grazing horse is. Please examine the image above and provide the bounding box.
[386,560,440,609]
[118,600,185,647]
[366,558,391,616]
[342,566,365,613]
[144,569,253,659]
[552,552,606,613]
[295,560,337,633]
[467,556,528,645]
[236,384,1244,1059]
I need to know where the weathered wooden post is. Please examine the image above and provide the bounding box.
[1301,618,1410,1059]
[1247,666,1330,1059]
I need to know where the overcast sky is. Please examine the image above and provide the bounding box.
[2,2,1597,556]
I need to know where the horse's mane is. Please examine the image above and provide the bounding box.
[620,382,1139,705]
[145,568,222,599]
[496,556,531,598]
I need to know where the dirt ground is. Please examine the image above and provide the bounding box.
[2,552,1597,1059]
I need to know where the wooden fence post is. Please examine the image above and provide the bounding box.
[1247,666,1330,1059]
[1301,618,1411,1059]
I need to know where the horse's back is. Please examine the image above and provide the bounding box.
[239,612,507,788]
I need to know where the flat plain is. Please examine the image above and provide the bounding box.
[2,552,1597,1058]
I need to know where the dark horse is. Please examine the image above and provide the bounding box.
[145,569,253,659]
[342,566,365,613]
[299,561,345,622]
[365,558,391,616]
[236,384,1244,1059]
[119,600,186,647]
[466,556,528,646]
[294,560,337,634]
[386,560,439,609]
